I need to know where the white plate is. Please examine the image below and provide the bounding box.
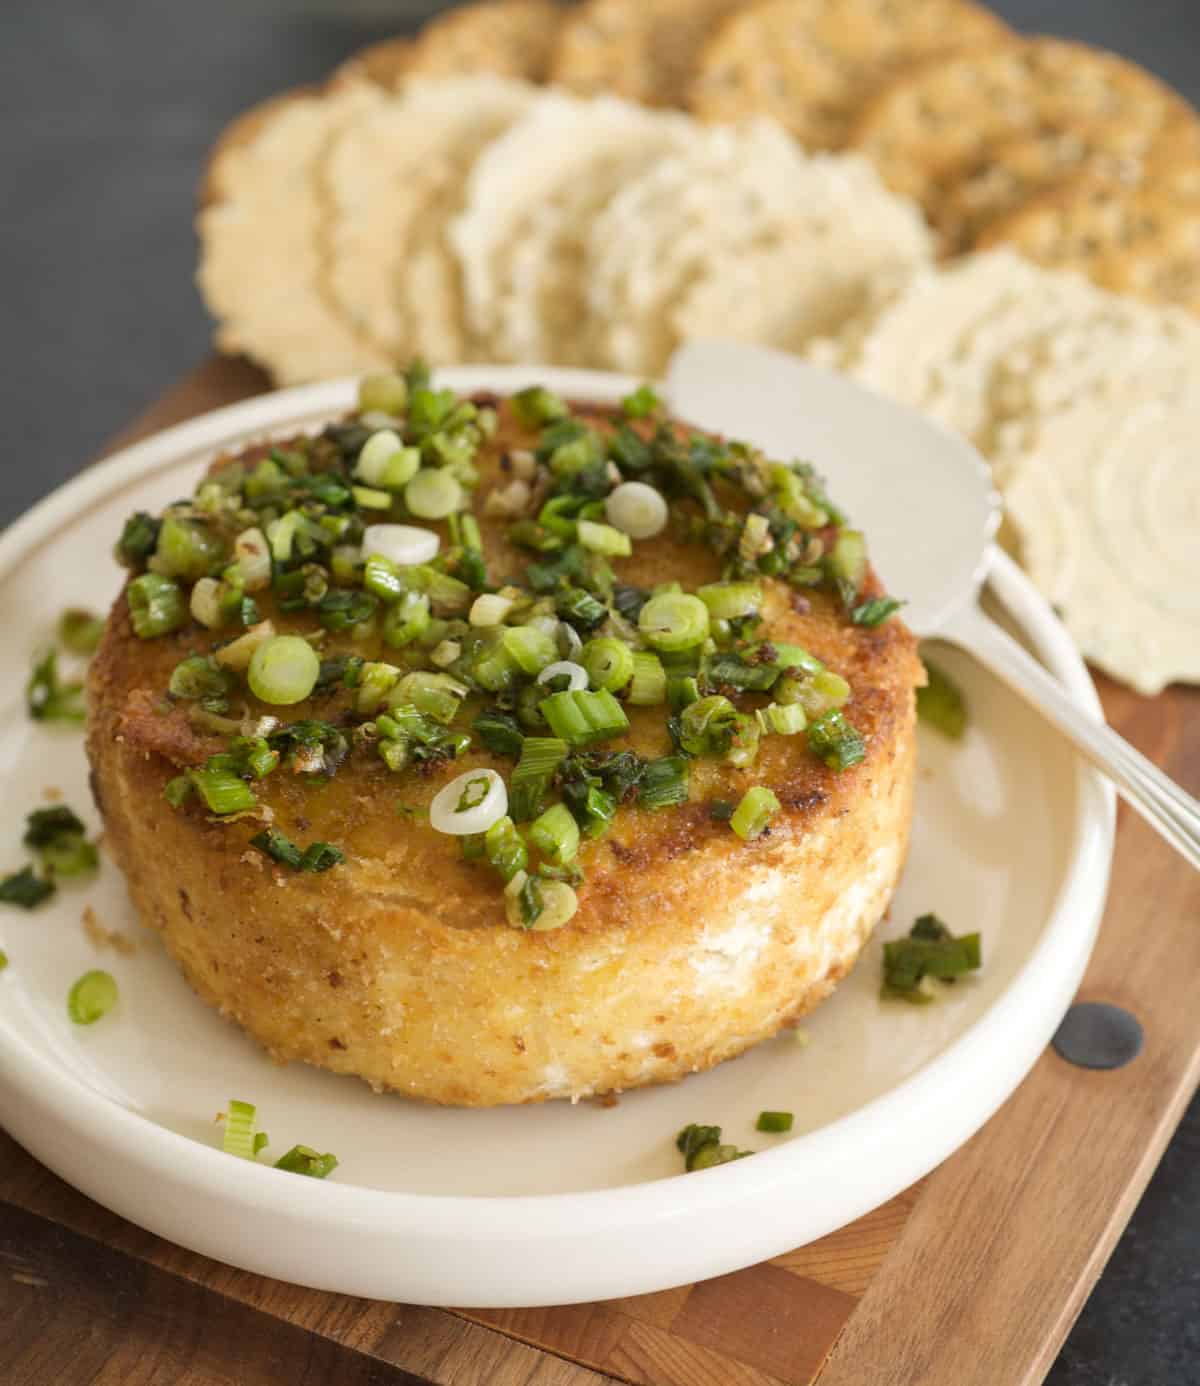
[0,368,1113,1307]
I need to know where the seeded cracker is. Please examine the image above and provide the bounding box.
[691,0,1010,151]
[411,0,562,81]
[937,123,1200,252]
[550,0,743,107]
[197,83,392,384]
[851,38,1196,215]
[978,177,1200,314]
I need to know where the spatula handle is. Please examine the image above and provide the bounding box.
[941,605,1200,872]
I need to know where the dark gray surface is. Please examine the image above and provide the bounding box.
[2,2,1198,1381]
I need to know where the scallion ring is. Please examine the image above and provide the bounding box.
[638,592,710,652]
[247,636,320,706]
[67,969,118,1025]
[362,523,439,568]
[430,769,507,836]
[536,660,588,692]
[605,481,667,540]
[406,469,463,519]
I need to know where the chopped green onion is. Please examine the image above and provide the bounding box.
[356,430,419,490]
[678,695,741,757]
[730,786,780,841]
[251,828,302,869]
[274,1144,338,1179]
[472,636,519,692]
[222,1099,259,1159]
[775,667,851,716]
[502,624,558,674]
[0,950,7,971]
[363,553,406,602]
[67,970,118,1025]
[556,587,607,630]
[697,583,763,620]
[581,637,635,692]
[300,842,345,873]
[807,710,866,771]
[708,799,735,822]
[0,867,54,909]
[247,636,320,706]
[169,655,233,703]
[23,806,98,878]
[638,592,710,652]
[469,592,514,627]
[756,702,807,737]
[57,608,105,656]
[620,384,661,419]
[405,468,462,519]
[317,589,377,632]
[127,573,187,639]
[472,708,524,758]
[510,736,568,821]
[154,516,226,581]
[114,511,161,568]
[382,591,432,648]
[917,658,967,740]
[187,766,256,816]
[882,914,982,1002]
[26,649,85,724]
[485,815,528,882]
[701,651,778,693]
[638,756,689,809]
[827,529,868,604]
[529,803,580,865]
[755,1111,794,1134]
[628,651,667,705]
[529,878,578,931]
[511,385,568,429]
[851,596,904,627]
[352,484,393,511]
[392,671,467,724]
[676,1123,752,1172]
[577,519,632,557]
[539,688,629,746]
[358,370,408,415]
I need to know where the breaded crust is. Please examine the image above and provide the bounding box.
[87,404,920,1105]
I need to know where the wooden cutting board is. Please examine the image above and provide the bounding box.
[2,356,1198,1386]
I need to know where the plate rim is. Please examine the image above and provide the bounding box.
[0,367,1115,1300]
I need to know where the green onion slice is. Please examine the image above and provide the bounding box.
[638,756,689,810]
[917,657,967,740]
[755,1111,794,1134]
[539,689,629,747]
[67,969,118,1025]
[529,803,580,866]
[730,786,781,841]
[222,1099,259,1159]
[274,1144,339,1179]
[247,636,321,706]
[429,769,507,836]
[638,592,710,652]
[0,867,55,909]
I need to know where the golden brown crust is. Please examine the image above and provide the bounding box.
[329,38,415,92]
[88,402,921,1105]
[411,0,561,81]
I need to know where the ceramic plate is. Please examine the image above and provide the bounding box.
[0,367,1113,1306]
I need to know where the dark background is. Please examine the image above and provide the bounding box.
[2,2,1198,1380]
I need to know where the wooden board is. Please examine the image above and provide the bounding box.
[2,356,1198,1386]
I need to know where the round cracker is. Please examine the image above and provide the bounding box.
[411,0,562,81]
[323,77,533,366]
[197,83,392,384]
[690,0,1010,152]
[549,0,743,107]
[937,121,1200,252]
[851,38,1195,212]
[330,37,414,91]
[977,176,1200,313]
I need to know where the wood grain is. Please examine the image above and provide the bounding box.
[1,354,1197,1386]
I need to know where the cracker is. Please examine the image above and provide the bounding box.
[330,37,414,91]
[977,177,1200,313]
[324,77,533,364]
[450,92,694,363]
[549,0,742,107]
[937,122,1200,252]
[197,83,392,383]
[851,38,1195,213]
[1004,392,1200,694]
[806,249,1200,477]
[585,124,932,374]
[691,0,1010,151]
[411,0,562,81]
